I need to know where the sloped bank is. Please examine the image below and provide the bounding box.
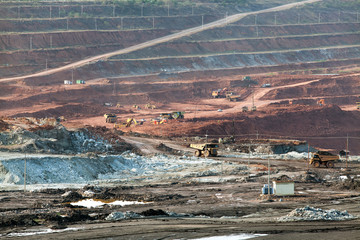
[0,119,133,154]
[0,154,138,185]
[70,46,360,80]
[0,153,227,186]
[0,125,111,154]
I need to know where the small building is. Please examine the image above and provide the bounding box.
[64,80,73,85]
[76,80,85,84]
[272,181,294,196]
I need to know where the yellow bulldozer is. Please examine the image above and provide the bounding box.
[190,143,219,157]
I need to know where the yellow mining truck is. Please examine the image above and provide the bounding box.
[104,114,117,123]
[226,92,241,102]
[310,151,339,168]
[145,103,156,109]
[190,143,219,157]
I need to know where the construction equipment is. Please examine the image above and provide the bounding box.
[56,116,66,122]
[116,103,122,108]
[310,151,339,168]
[171,111,184,119]
[317,99,325,106]
[159,113,173,120]
[356,102,360,109]
[159,112,185,120]
[242,106,248,112]
[151,118,168,124]
[251,106,257,111]
[226,92,241,102]
[240,76,258,87]
[114,118,143,128]
[212,88,228,98]
[114,122,127,129]
[145,103,156,109]
[133,104,140,110]
[104,113,117,123]
[125,118,138,127]
[190,143,219,157]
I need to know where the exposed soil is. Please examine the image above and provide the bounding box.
[0,145,359,239]
[1,1,360,239]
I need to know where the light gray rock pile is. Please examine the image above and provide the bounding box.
[278,206,355,222]
[106,211,143,221]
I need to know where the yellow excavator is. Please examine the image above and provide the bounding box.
[114,118,143,129]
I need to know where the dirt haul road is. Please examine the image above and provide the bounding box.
[0,0,321,83]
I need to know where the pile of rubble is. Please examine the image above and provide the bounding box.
[0,120,133,154]
[0,151,231,185]
[278,206,355,222]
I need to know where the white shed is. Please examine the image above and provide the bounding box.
[64,80,73,85]
[272,181,294,196]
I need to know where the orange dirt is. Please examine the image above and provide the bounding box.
[1,72,360,154]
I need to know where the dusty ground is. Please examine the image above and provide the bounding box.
[0,135,359,239]
[1,1,360,239]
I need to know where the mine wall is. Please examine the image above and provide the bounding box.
[186,23,360,41]
[0,3,234,19]
[114,33,360,59]
[190,105,360,154]
[0,29,172,51]
[67,46,360,81]
[21,57,360,88]
[262,77,360,100]
[0,15,218,33]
